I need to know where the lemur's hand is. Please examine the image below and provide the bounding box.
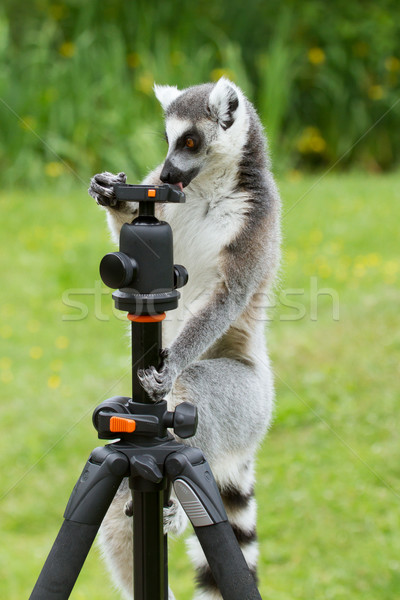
[137,349,177,402]
[88,171,127,207]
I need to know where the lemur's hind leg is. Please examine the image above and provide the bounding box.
[169,357,273,599]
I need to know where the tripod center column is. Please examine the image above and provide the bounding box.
[128,316,164,404]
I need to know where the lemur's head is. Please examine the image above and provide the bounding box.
[154,78,248,188]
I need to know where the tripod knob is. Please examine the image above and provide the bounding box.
[100,252,138,289]
[164,402,198,439]
[131,455,163,483]
[173,264,189,289]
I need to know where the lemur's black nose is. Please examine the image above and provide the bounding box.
[160,160,181,184]
[160,168,171,183]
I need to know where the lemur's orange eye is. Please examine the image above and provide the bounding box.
[185,137,195,148]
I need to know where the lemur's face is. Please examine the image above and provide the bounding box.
[154,79,242,188]
[162,116,216,189]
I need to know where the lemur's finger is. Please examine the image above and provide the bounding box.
[89,180,115,199]
[141,367,161,385]
[94,171,118,184]
[95,171,126,186]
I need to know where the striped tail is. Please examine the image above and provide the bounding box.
[187,463,259,599]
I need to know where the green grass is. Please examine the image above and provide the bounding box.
[1,172,399,599]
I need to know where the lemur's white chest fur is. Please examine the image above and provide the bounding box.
[162,173,248,348]
[157,92,251,348]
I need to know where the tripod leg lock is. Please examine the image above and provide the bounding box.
[64,446,129,525]
[165,447,228,527]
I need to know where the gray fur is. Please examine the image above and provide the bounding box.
[88,77,281,600]
[166,83,214,121]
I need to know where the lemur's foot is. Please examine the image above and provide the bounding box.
[137,364,175,402]
[124,498,188,536]
[88,171,127,208]
[163,498,188,536]
[137,349,177,402]
[124,499,133,517]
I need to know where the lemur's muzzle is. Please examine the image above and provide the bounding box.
[160,160,199,188]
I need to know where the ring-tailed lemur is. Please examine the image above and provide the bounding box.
[88,77,281,600]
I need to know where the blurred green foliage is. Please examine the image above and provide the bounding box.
[1,0,400,187]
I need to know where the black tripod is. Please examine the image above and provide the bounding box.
[30,183,262,600]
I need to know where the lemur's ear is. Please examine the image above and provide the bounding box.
[153,84,182,111]
[208,77,239,130]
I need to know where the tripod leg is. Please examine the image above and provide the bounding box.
[132,488,167,600]
[29,446,129,600]
[187,459,259,598]
[165,447,262,600]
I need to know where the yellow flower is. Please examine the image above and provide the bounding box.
[59,42,75,58]
[297,127,326,154]
[364,253,381,267]
[383,260,398,277]
[34,226,46,240]
[43,87,59,103]
[1,371,13,384]
[384,56,400,72]
[318,263,332,279]
[30,346,43,360]
[45,162,65,178]
[383,261,397,284]
[352,41,368,58]
[0,325,13,339]
[49,4,67,20]
[286,249,298,264]
[211,68,236,82]
[309,135,326,153]
[353,262,366,278]
[19,115,37,131]
[55,336,69,349]
[127,52,140,68]
[48,375,61,389]
[309,229,323,244]
[137,73,154,95]
[368,85,384,100]
[287,169,303,182]
[335,266,349,282]
[308,47,325,65]
[0,357,12,369]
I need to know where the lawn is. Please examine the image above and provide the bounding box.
[0,172,399,599]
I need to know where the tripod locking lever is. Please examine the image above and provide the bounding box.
[93,396,198,440]
[131,455,163,483]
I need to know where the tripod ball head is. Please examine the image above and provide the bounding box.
[99,184,188,315]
